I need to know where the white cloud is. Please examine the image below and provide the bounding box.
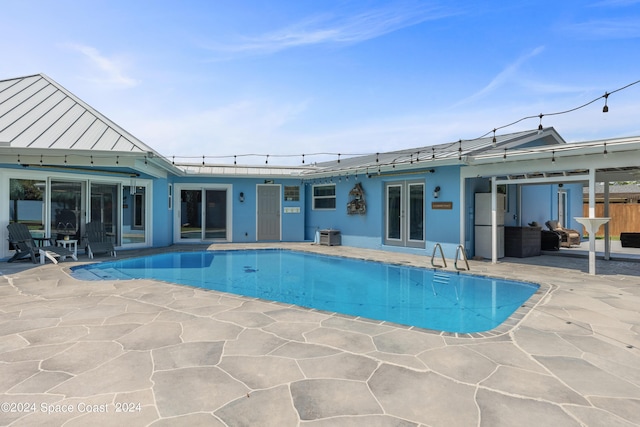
[566,18,640,39]
[203,3,458,57]
[64,43,139,88]
[134,98,311,161]
[453,46,545,107]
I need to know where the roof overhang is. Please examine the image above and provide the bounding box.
[461,137,640,184]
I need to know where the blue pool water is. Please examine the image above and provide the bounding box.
[71,250,539,333]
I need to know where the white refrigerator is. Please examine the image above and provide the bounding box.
[474,193,505,259]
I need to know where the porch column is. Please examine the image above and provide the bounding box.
[491,177,497,264]
[588,168,596,274]
[604,181,610,260]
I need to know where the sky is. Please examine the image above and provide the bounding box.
[2,0,640,165]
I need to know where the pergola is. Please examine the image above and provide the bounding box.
[460,135,640,275]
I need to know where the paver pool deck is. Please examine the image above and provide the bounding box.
[1,243,639,426]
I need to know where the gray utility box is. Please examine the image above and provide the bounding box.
[319,229,341,246]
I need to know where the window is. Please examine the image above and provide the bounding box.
[284,186,300,201]
[313,184,336,209]
[9,179,45,236]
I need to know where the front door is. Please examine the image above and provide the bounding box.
[257,185,281,241]
[384,181,425,248]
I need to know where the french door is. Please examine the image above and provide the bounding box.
[384,181,425,248]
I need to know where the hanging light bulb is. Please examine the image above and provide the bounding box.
[551,150,556,163]
[538,114,544,133]
[603,142,608,158]
[492,129,497,147]
[503,148,507,161]
[602,92,609,113]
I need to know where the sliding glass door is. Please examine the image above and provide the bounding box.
[179,186,230,241]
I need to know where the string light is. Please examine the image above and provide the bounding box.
[64,155,67,165]
[537,114,544,132]
[153,79,637,169]
[458,140,462,161]
[116,155,119,165]
[477,79,639,140]
[202,155,205,166]
[234,155,236,165]
[265,155,269,164]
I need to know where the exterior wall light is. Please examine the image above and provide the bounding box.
[433,186,440,199]
[239,192,245,203]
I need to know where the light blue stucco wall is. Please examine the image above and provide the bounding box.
[151,177,172,247]
[304,166,460,257]
[171,176,305,242]
[521,183,583,233]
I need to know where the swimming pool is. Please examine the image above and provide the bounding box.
[71,249,539,333]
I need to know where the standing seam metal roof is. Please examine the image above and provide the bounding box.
[0,74,159,155]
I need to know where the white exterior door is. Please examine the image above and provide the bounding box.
[384,181,425,248]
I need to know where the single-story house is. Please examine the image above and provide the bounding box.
[2,74,640,273]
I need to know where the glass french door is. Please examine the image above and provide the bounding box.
[179,187,229,241]
[384,181,425,248]
[90,183,119,244]
[50,180,84,242]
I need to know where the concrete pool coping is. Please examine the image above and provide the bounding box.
[1,242,639,426]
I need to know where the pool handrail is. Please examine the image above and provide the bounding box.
[431,243,447,268]
[454,244,470,271]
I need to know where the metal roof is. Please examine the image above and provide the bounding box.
[0,74,160,155]
[305,128,565,177]
[177,163,314,178]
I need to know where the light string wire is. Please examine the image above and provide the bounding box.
[173,78,639,166]
[5,79,638,173]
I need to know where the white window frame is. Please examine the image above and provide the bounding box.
[312,184,336,210]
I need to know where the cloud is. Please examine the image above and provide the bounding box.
[134,98,311,160]
[204,3,458,57]
[64,43,139,88]
[452,46,545,107]
[564,17,640,39]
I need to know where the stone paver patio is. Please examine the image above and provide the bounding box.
[1,243,639,426]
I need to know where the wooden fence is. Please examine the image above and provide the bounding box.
[582,204,640,236]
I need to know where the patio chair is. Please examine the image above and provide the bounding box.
[7,223,77,264]
[85,221,116,259]
[545,220,581,248]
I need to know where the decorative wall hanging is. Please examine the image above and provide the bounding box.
[347,182,366,215]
